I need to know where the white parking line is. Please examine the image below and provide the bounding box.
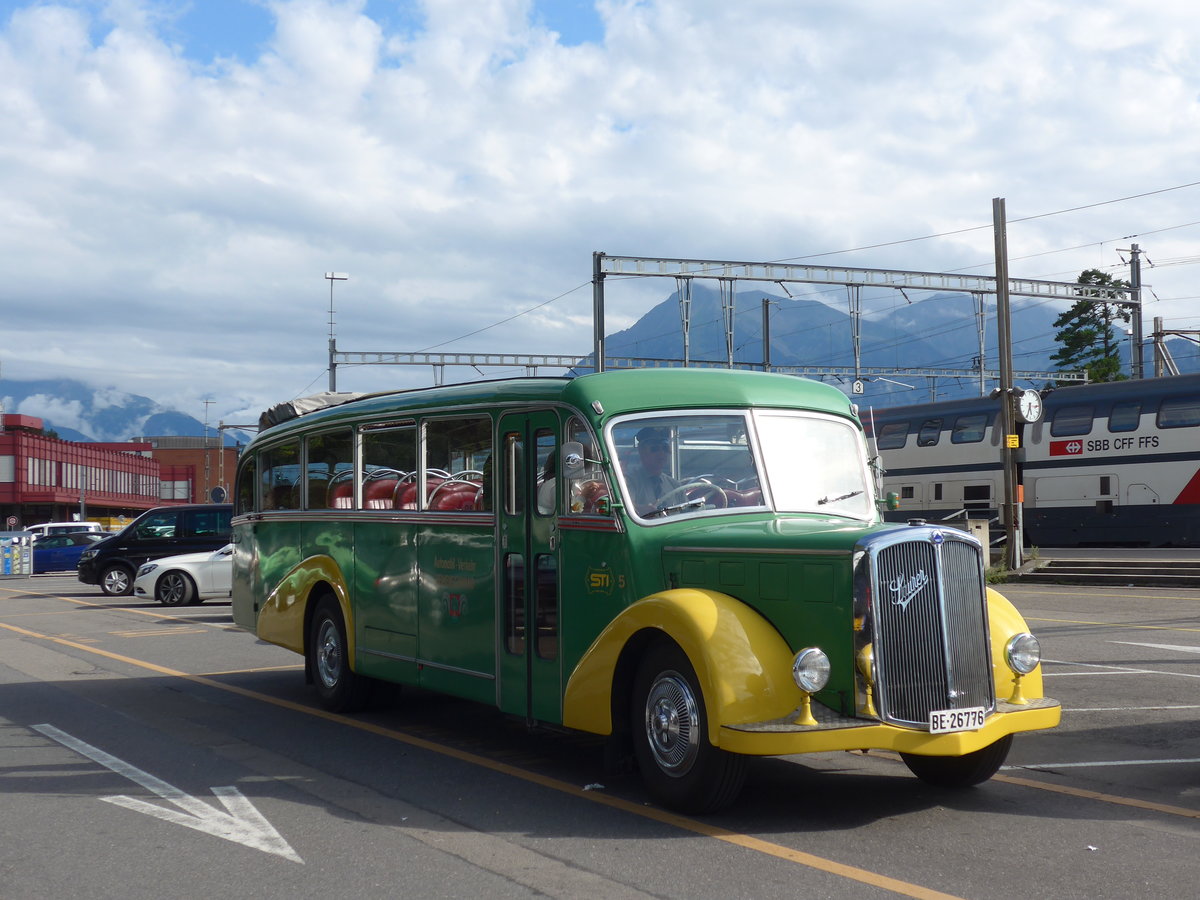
[1109,641,1200,654]
[1043,658,1200,680]
[1062,705,1200,712]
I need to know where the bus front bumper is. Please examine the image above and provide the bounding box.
[718,697,1061,757]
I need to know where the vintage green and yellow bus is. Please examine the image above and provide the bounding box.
[231,368,1059,812]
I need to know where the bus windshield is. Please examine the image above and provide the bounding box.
[611,410,873,521]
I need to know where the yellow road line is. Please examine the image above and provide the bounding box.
[1026,616,1200,634]
[0,618,963,900]
[109,628,208,638]
[992,773,1200,820]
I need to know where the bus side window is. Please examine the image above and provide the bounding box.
[424,416,491,511]
[261,441,300,510]
[565,416,612,515]
[306,429,353,509]
[236,455,258,513]
[535,428,557,516]
[361,423,415,510]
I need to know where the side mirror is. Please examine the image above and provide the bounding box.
[886,492,900,511]
[562,441,586,473]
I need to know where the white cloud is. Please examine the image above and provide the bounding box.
[1,0,1199,424]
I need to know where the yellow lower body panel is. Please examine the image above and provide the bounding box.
[718,697,1061,757]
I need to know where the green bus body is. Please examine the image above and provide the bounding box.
[232,369,1059,812]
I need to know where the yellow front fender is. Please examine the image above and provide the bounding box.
[562,589,805,746]
[258,555,354,661]
[986,586,1046,702]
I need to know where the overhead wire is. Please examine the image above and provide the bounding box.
[424,180,1200,356]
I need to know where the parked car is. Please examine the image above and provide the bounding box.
[32,532,107,574]
[24,521,104,539]
[134,544,233,606]
[78,504,232,596]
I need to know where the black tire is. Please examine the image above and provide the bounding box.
[308,597,373,712]
[901,735,1013,788]
[155,571,195,606]
[631,641,747,813]
[100,564,134,596]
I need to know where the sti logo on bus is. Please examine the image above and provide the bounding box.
[1050,440,1084,456]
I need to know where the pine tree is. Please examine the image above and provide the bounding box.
[1050,269,1131,383]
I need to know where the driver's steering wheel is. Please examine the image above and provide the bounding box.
[654,481,728,510]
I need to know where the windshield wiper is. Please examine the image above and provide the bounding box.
[647,498,705,518]
[818,490,863,505]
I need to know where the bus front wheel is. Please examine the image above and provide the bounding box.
[631,641,746,814]
[901,735,1012,788]
[308,597,373,712]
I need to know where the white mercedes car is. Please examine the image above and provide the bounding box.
[133,543,233,606]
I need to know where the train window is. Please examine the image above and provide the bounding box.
[963,484,991,509]
[901,486,915,499]
[875,422,909,449]
[951,414,988,444]
[1108,402,1141,433]
[1050,404,1094,437]
[1157,396,1200,429]
[916,418,943,447]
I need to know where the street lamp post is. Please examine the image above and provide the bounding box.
[325,272,349,391]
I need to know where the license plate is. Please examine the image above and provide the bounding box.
[928,706,987,734]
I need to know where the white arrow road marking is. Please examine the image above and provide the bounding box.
[1110,641,1200,654]
[33,723,303,863]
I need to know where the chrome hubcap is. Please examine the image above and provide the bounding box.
[644,670,699,775]
[315,619,342,688]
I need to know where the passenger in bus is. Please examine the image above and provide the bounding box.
[537,450,557,515]
[626,427,680,514]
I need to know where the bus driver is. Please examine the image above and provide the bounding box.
[626,426,680,514]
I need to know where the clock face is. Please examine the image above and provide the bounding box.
[1018,390,1043,423]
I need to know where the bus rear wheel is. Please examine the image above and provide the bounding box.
[308,597,373,712]
[631,641,746,813]
[901,734,1012,788]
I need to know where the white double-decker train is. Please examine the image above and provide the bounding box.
[865,372,1200,547]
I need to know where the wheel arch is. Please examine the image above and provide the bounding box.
[258,555,354,664]
[563,588,804,747]
[986,586,1047,701]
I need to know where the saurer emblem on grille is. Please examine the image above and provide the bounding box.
[887,571,929,611]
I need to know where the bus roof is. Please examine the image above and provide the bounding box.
[251,369,856,445]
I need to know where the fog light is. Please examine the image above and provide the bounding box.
[1005,633,1041,675]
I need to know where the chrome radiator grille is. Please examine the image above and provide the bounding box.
[858,527,995,728]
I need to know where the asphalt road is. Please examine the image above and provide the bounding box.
[0,574,1196,900]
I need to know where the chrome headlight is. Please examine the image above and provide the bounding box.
[136,563,158,578]
[792,647,831,693]
[1005,633,1041,675]
[80,549,97,561]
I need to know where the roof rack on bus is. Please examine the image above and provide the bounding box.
[258,391,366,430]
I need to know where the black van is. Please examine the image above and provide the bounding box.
[77,504,233,596]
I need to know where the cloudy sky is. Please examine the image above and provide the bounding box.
[2,0,1199,429]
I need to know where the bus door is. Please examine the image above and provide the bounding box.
[496,410,561,724]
